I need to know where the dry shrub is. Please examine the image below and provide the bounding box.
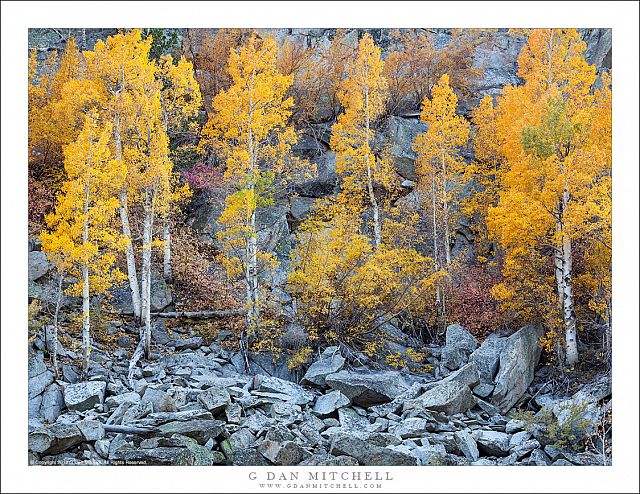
[170,225,243,313]
[447,265,507,340]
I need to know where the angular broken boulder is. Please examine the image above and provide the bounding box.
[63,381,106,412]
[441,324,478,371]
[405,380,475,416]
[492,324,544,413]
[325,370,409,407]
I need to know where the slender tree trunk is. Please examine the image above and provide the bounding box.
[119,189,142,322]
[244,72,259,335]
[431,173,442,333]
[441,149,451,265]
[556,185,578,367]
[163,219,172,281]
[81,166,92,376]
[246,204,259,332]
[553,234,566,367]
[114,113,141,322]
[141,191,155,358]
[364,79,381,248]
[562,225,578,366]
[81,263,91,375]
[51,271,63,377]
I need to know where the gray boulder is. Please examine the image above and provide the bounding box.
[110,447,199,465]
[63,381,106,412]
[150,272,173,311]
[256,206,291,259]
[112,271,172,314]
[158,419,226,445]
[406,381,475,416]
[28,251,50,281]
[258,440,305,466]
[289,196,318,224]
[28,351,54,400]
[28,423,83,454]
[389,417,428,439]
[313,390,351,416]
[470,333,507,383]
[331,434,417,466]
[300,454,359,466]
[197,386,231,414]
[303,348,345,386]
[325,370,409,407]
[424,361,480,392]
[441,324,478,370]
[454,430,480,461]
[105,392,141,409]
[492,324,545,413]
[141,387,177,413]
[369,382,424,417]
[253,375,315,405]
[76,420,105,441]
[385,116,428,181]
[476,430,512,457]
[40,384,64,423]
[172,336,203,351]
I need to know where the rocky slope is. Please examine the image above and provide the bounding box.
[28,319,611,466]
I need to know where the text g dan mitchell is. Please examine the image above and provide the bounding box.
[248,471,393,481]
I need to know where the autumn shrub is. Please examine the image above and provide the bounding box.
[516,402,595,451]
[447,265,507,339]
[288,211,435,352]
[170,225,243,314]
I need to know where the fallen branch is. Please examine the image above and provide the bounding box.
[103,424,158,435]
[151,309,245,319]
[127,337,145,386]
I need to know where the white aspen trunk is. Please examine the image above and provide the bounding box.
[114,113,141,322]
[119,189,142,323]
[246,209,259,332]
[553,240,566,367]
[141,191,155,358]
[431,173,442,330]
[441,149,451,266]
[51,271,63,376]
[244,69,259,335]
[562,220,578,366]
[364,77,382,248]
[82,264,90,375]
[81,177,91,375]
[554,244,564,312]
[163,219,172,280]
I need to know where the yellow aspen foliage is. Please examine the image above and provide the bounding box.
[41,113,127,372]
[331,33,393,248]
[463,94,503,253]
[487,29,610,367]
[156,54,202,138]
[414,73,470,267]
[82,29,191,361]
[288,205,436,349]
[203,34,302,335]
[29,38,85,183]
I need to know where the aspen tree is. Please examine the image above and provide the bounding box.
[41,114,126,374]
[203,35,300,363]
[156,54,201,280]
[85,29,157,323]
[331,33,391,248]
[414,74,469,331]
[488,29,608,366]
